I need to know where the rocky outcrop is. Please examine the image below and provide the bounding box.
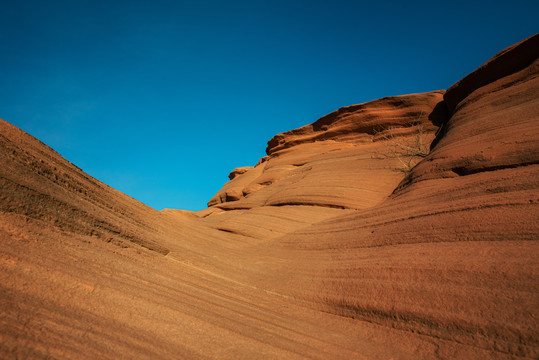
[254,33,539,358]
[201,34,539,358]
[228,166,253,180]
[266,90,447,155]
[443,33,539,114]
[0,35,537,359]
[207,90,448,211]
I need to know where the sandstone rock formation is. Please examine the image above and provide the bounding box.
[1,34,537,359]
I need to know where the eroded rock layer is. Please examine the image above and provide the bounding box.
[1,34,537,359]
[207,90,447,210]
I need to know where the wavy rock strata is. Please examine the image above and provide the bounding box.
[0,34,537,359]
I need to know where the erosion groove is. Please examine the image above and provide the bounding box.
[0,34,537,359]
[268,202,348,210]
[451,160,539,176]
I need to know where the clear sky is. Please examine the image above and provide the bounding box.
[1,1,537,211]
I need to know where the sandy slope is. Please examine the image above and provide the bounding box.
[0,35,537,359]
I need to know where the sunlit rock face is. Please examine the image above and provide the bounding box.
[0,34,537,359]
[207,90,447,210]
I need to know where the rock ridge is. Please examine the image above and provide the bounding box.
[0,35,538,359]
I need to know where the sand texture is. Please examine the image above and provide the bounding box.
[1,34,538,359]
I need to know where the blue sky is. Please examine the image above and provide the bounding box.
[1,0,537,211]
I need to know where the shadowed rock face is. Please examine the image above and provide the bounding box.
[443,34,539,114]
[1,35,537,359]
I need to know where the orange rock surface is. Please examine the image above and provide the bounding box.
[1,34,537,359]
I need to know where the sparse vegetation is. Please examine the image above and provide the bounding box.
[376,111,430,174]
